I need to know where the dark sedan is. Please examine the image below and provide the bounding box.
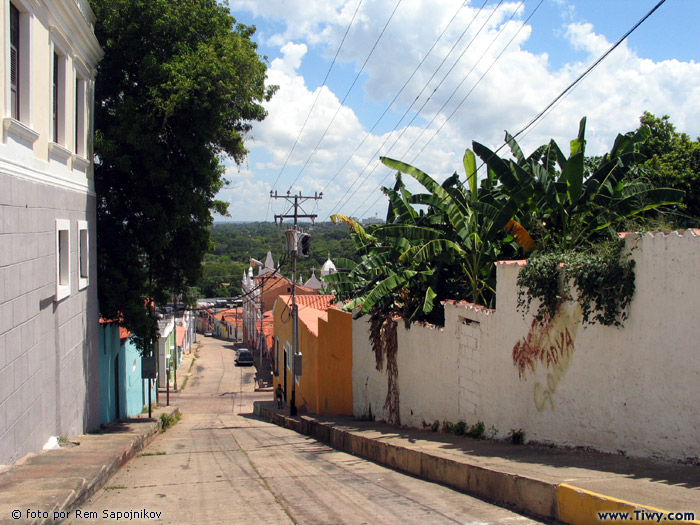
[235,349,255,366]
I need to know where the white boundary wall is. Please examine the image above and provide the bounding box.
[352,231,700,461]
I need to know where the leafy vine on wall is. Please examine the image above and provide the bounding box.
[516,240,636,327]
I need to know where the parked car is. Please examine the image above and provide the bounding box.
[235,349,254,366]
[204,331,213,337]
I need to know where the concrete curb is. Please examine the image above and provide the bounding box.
[254,404,555,520]
[555,484,700,525]
[56,407,181,520]
[255,404,698,524]
[0,407,180,525]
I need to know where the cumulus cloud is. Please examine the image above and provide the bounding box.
[225,0,700,221]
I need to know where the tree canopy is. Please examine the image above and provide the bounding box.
[626,112,700,227]
[198,222,360,298]
[91,0,276,351]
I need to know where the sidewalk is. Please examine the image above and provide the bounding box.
[254,401,700,525]
[0,406,179,525]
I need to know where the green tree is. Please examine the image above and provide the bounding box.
[329,118,683,326]
[91,0,276,352]
[628,112,700,226]
[475,117,683,251]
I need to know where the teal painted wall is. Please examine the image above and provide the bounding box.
[99,322,156,423]
[122,336,155,418]
[98,323,120,424]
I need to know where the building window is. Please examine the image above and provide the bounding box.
[8,1,31,126]
[78,220,88,290]
[52,51,66,145]
[74,75,85,156]
[55,219,70,301]
[10,3,19,119]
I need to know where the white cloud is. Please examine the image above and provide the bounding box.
[226,0,700,222]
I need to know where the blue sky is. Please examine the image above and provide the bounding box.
[219,0,700,222]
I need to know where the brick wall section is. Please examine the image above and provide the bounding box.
[457,319,482,420]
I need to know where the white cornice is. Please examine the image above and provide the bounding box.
[72,154,90,171]
[0,155,95,195]
[13,0,40,11]
[4,118,40,144]
[49,23,73,56]
[49,142,73,162]
[45,0,103,69]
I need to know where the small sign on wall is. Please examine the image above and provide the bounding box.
[294,353,302,376]
[141,356,157,379]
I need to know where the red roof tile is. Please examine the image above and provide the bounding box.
[277,294,335,336]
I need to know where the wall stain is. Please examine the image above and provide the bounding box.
[512,305,580,411]
[533,328,574,411]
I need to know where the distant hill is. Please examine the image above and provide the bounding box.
[198,222,358,297]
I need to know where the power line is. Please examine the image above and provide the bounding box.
[268,0,364,197]
[283,0,405,193]
[409,0,539,164]
[318,0,477,195]
[335,0,524,218]
[326,0,501,218]
[266,0,364,222]
[510,0,667,144]
[352,0,667,217]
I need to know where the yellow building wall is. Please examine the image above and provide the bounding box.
[297,319,319,413]
[317,308,353,415]
[272,301,352,416]
[272,300,292,401]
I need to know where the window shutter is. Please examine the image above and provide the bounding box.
[10,5,19,120]
[53,53,58,141]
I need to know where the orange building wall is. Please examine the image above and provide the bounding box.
[272,301,352,416]
[296,318,319,413]
[273,299,293,402]
[316,308,353,415]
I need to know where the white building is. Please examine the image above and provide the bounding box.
[0,0,102,464]
[320,257,337,282]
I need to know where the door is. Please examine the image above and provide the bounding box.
[283,348,288,402]
[114,354,120,420]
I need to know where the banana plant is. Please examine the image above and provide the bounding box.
[326,213,436,321]
[473,117,684,250]
[326,117,683,326]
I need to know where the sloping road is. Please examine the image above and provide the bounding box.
[68,336,541,524]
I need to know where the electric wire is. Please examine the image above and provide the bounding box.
[346,0,662,218]
[265,0,364,222]
[317,0,475,195]
[335,0,523,218]
[509,0,667,144]
[409,0,538,163]
[325,0,500,218]
[268,0,364,196]
[283,0,405,194]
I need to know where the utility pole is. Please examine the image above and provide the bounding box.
[271,190,322,416]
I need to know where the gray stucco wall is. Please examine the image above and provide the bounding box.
[0,172,99,465]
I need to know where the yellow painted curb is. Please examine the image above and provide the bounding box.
[556,483,699,525]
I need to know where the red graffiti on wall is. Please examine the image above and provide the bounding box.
[512,319,575,379]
